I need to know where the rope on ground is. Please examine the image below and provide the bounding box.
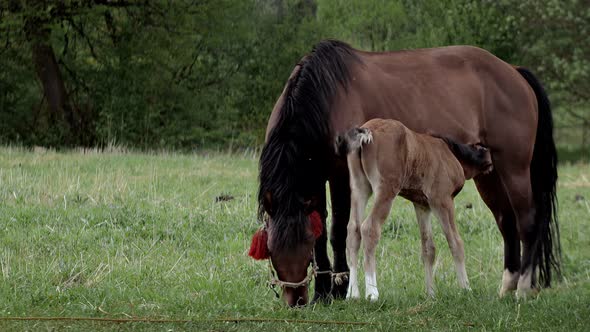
[0,316,374,326]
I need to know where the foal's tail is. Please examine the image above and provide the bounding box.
[516,67,561,287]
[335,127,373,156]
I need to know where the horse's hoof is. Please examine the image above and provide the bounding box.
[516,287,539,300]
[311,292,332,305]
[499,270,519,297]
[312,273,333,304]
[499,287,515,298]
[331,278,349,299]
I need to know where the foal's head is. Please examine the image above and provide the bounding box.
[464,143,493,178]
[439,136,493,179]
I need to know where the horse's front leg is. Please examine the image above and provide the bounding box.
[329,165,352,299]
[312,185,333,303]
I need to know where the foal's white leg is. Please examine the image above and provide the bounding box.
[414,203,436,297]
[346,155,371,300]
[361,191,395,301]
[433,199,470,290]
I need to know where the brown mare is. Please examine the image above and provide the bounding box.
[255,40,560,306]
[336,119,493,300]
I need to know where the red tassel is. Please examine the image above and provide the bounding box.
[248,228,270,260]
[309,211,323,239]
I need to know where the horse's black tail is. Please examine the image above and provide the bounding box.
[335,127,373,156]
[516,67,561,288]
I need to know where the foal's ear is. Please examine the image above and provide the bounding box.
[472,144,493,174]
[474,143,488,152]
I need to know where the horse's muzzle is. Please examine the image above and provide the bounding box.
[283,285,309,307]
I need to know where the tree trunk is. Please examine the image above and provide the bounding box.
[25,4,81,145]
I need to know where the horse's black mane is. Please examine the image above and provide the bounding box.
[258,40,360,250]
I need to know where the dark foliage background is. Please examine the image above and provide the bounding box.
[1,0,588,154]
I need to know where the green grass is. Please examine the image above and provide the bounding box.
[0,147,588,331]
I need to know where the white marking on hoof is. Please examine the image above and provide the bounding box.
[516,268,534,299]
[346,268,360,300]
[365,271,379,301]
[499,269,519,297]
[347,284,360,299]
[366,291,379,302]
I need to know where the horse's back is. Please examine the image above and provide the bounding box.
[359,45,510,76]
[336,45,537,161]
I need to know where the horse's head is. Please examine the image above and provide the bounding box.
[254,132,329,306]
[250,191,324,307]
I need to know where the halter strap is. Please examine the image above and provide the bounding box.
[267,249,351,295]
[268,249,318,291]
[270,274,313,289]
[264,210,350,295]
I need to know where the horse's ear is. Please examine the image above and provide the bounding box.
[303,199,312,214]
[303,196,319,214]
[263,191,273,214]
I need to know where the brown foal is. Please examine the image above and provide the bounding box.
[336,118,493,300]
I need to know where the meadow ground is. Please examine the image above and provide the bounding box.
[0,147,588,331]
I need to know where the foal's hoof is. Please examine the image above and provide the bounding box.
[346,284,360,300]
[366,292,379,302]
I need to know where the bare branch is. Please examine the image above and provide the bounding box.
[66,17,99,61]
[61,28,70,58]
[58,58,91,94]
[92,0,139,8]
[174,40,205,83]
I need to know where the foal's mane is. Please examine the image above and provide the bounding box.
[258,40,360,250]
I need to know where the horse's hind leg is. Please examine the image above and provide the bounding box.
[494,166,539,297]
[346,163,372,300]
[413,203,436,297]
[432,198,470,290]
[474,171,521,297]
[361,190,396,301]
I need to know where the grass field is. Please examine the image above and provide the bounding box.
[0,147,588,331]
